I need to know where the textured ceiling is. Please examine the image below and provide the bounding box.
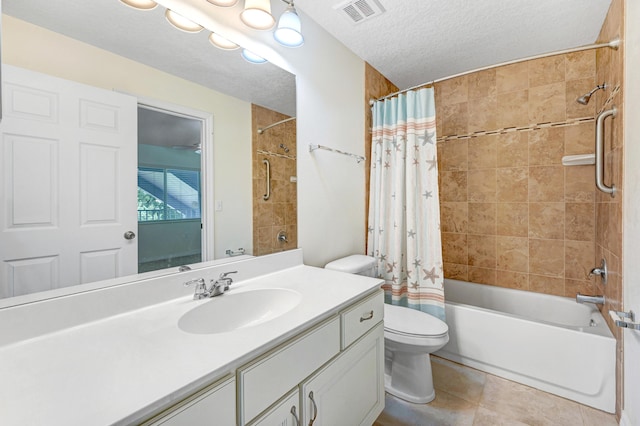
[4,0,613,115]
[295,0,613,90]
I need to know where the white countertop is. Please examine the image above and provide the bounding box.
[0,254,382,425]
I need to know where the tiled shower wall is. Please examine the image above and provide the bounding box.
[595,0,625,418]
[252,104,297,256]
[435,51,601,298]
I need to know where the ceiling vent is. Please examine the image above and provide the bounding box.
[334,0,386,25]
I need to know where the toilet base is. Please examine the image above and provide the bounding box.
[384,351,436,404]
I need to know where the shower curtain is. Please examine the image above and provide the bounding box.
[367,87,445,320]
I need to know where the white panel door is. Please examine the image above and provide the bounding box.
[0,65,138,298]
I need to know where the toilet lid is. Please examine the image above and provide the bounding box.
[384,303,448,337]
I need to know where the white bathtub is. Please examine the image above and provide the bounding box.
[434,279,616,413]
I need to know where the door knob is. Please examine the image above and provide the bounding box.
[124,231,136,240]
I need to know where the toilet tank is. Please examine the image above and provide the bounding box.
[325,255,377,277]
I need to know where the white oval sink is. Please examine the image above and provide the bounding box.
[178,288,302,334]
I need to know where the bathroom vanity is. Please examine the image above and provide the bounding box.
[0,250,385,425]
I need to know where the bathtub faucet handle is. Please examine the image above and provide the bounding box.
[589,258,608,285]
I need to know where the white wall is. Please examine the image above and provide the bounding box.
[284,20,366,267]
[2,15,254,259]
[622,1,640,424]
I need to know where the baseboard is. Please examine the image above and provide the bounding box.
[620,410,631,426]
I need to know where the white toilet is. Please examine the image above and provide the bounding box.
[325,255,449,404]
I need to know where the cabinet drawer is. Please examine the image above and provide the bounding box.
[341,290,384,349]
[238,317,340,424]
[142,376,235,426]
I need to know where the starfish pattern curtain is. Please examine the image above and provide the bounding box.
[367,87,445,320]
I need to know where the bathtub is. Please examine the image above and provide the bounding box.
[434,279,616,413]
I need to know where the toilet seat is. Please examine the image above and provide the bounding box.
[383,303,448,338]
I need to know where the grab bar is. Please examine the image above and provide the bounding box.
[595,107,617,197]
[263,159,271,200]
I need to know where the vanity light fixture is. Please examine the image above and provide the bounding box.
[206,0,239,6]
[241,0,276,30]
[273,1,303,47]
[165,9,204,33]
[119,0,158,10]
[209,32,240,50]
[241,49,268,64]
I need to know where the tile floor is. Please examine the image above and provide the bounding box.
[374,356,618,426]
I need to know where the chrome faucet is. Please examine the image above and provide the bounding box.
[210,271,238,297]
[184,271,238,300]
[576,293,606,305]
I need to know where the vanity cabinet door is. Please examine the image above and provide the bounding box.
[248,388,300,426]
[238,317,340,424]
[143,376,235,426]
[300,323,384,426]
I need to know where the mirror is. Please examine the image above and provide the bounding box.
[0,0,297,306]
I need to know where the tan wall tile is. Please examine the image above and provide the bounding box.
[565,203,595,241]
[468,234,497,268]
[496,236,529,272]
[468,135,497,169]
[565,240,595,281]
[497,203,528,237]
[438,140,469,171]
[442,232,468,264]
[529,239,564,278]
[468,267,497,285]
[529,56,565,87]
[468,203,496,235]
[497,167,528,202]
[468,169,497,202]
[497,90,529,128]
[529,166,564,202]
[496,132,528,167]
[468,95,497,132]
[440,171,468,201]
[529,274,565,296]
[444,262,468,281]
[529,82,566,123]
[496,62,529,93]
[468,69,497,99]
[565,166,595,202]
[565,50,596,81]
[528,128,564,166]
[442,102,469,136]
[438,76,469,106]
[496,270,529,290]
[529,203,565,240]
[441,202,468,233]
[564,122,595,155]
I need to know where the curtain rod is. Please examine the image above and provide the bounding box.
[371,38,621,105]
[257,116,296,134]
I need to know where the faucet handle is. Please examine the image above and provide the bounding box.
[219,271,238,280]
[184,278,207,299]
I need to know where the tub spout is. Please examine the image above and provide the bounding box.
[576,293,605,305]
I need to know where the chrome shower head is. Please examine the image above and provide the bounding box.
[576,83,607,105]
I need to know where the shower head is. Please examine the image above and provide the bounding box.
[576,83,607,105]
